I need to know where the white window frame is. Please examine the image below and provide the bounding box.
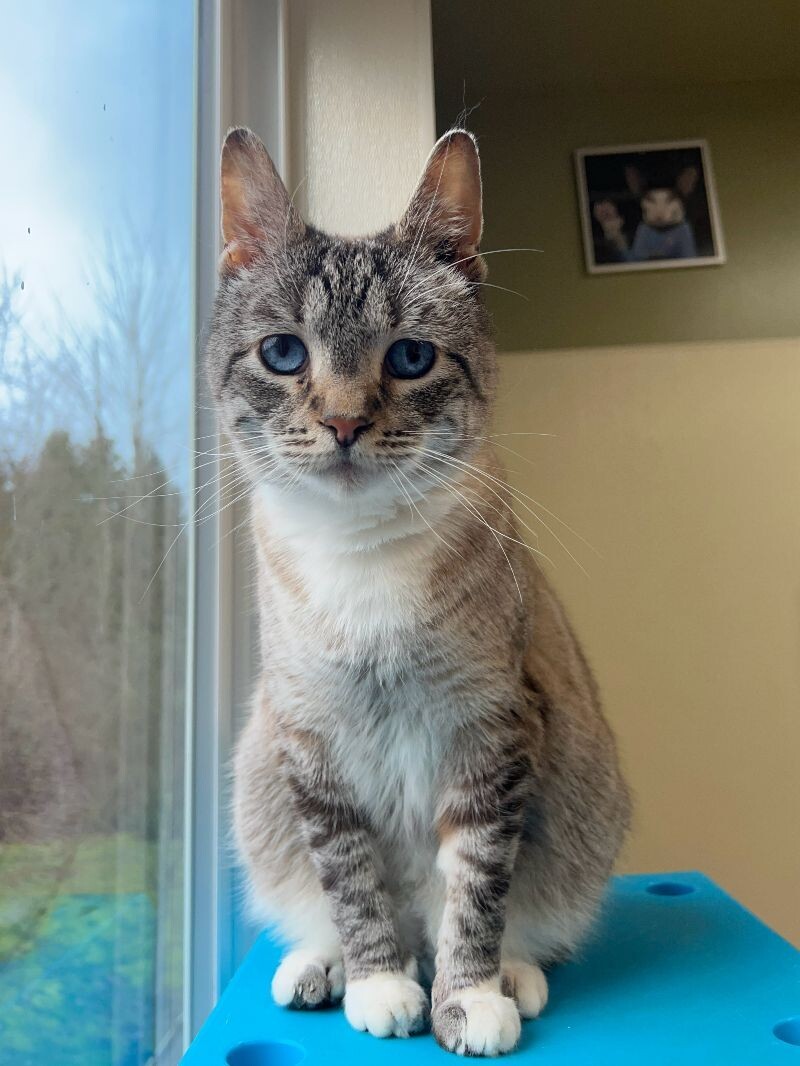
[184,0,287,1045]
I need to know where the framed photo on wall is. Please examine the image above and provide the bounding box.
[575,140,726,274]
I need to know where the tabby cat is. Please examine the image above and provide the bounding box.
[207,126,630,1057]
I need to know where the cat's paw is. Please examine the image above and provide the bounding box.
[271,949,345,1009]
[433,984,521,1057]
[344,972,429,1038]
[501,960,548,1018]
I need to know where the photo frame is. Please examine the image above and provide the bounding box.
[575,140,726,274]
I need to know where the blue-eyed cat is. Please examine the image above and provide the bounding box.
[207,126,630,1056]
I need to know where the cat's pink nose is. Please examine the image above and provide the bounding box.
[321,415,372,448]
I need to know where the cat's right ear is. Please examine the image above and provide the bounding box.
[219,127,304,274]
[398,129,484,281]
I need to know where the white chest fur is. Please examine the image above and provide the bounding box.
[254,478,453,651]
[339,679,444,842]
[254,479,464,854]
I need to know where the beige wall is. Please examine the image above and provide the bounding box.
[287,0,434,233]
[495,338,800,945]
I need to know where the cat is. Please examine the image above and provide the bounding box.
[207,126,631,1057]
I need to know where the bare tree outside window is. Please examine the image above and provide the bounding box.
[0,3,194,1063]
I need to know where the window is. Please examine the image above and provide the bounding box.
[0,3,195,1063]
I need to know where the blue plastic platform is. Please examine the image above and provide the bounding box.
[182,872,800,1064]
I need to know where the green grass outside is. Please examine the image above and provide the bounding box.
[0,831,184,1066]
[0,834,155,895]
[0,834,163,961]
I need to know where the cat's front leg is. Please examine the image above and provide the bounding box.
[431,739,532,1056]
[280,727,428,1039]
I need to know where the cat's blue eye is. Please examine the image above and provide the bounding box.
[259,333,308,375]
[384,339,436,380]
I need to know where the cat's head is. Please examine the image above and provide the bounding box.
[206,127,495,501]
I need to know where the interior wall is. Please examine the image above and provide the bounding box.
[432,3,800,352]
[287,0,434,233]
[433,1,800,944]
[494,338,800,946]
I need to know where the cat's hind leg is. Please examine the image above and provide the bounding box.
[497,850,601,1021]
[500,959,548,1019]
[250,842,346,1010]
[267,891,345,1006]
[272,951,345,1009]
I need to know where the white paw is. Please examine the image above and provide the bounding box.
[501,959,548,1018]
[271,949,344,1009]
[433,984,521,1057]
[344,971,429,1038]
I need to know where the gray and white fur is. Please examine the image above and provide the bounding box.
[207,127,631,1057]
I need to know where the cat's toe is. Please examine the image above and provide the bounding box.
[326,960,345,1003]
[271,950,341,1009]
[500,960,548,1018]
[344,972,429,1038]
[433,985,521,1057]
[290,963,329,1008]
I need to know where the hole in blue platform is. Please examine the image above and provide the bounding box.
[226,1041,306,1066]
[646,880,695,897]
[774,1018,800,1046]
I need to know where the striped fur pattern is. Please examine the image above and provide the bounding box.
[208,128,631,1056]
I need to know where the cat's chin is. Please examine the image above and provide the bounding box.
[255,461,389,506]
[299,454,390,497]
[308,468,386,499]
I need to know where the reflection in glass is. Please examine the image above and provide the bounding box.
[0,3,194,1063]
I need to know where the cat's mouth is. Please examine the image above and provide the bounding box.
[304,447,390,494]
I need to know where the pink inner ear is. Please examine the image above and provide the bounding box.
[444,154,482,250]
[219,173,274,273]
[402,133,484,280]
[422,138,482,250]
[218,127,304,274]
[221,171,267,246]
[219,201,274,271]
[219,240,254,273]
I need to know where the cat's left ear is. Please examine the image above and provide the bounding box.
[398,129,485,280]
[219,126,304,274]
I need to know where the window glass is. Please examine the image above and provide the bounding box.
[0,3,195,1063]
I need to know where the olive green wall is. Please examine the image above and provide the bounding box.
[433,4,800,351]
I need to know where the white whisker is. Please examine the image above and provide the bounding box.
[390,463,461,558]
[425,465,526,603]
[468,281,529,302]
[139,526,186,604]
[415,445,590,575]
[412,458,550,565]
